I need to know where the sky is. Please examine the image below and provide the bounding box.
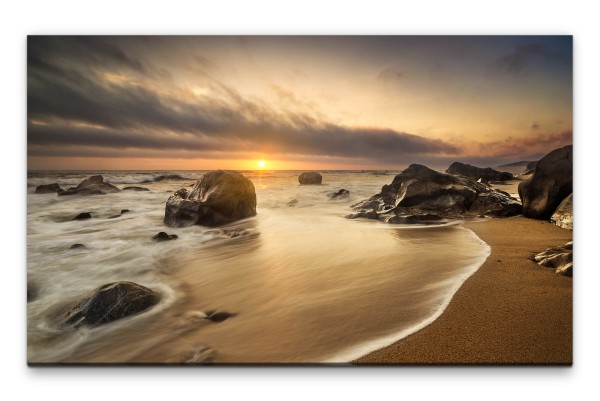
[27,36,573,170]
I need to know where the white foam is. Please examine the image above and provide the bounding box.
[321,226,491,363]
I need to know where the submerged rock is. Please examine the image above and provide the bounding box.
[35,183,62,194]
[518,145,572,220]
[446,162,513,182]
[59,175,120,196]
[109,209,130,219]
[70,243,86,249]
[329,189,350,199]
[298,172,322,185]
[550,194,573,230]
[153,231,178,242]
[164,170,257,228]
[72,212,92,221]
[205,311,236,322]
[348,164,521,224]
[287,199,299,207]
[186,345,217,364]
[122,186,150,192]
[534,242,573,276]
[64,281,160,327]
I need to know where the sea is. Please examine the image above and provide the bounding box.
[26,170,490,364]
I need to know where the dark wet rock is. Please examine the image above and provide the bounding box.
[205,228,250,239]
[550,193,573,230]
[205,311,236,322]
[329,189,350,199]
[64,281,160,327]
[35,183,62,194]
[534,242,573,276]
[72,212,92,221]
[153,231,179,242]
[164,170,257,228]
[518,145,572,220]
[287,199,299,207]
[27,282,37,302]
[122,186,150,192]
[298,172,322,185]
[109,209,130,219]
[59,175,120,196]
[349,164,521,224]
[523,160,539,175]
[186,345,217,364]
[70,243,86,249]
[446,162,513,182]
[143,174,188,183]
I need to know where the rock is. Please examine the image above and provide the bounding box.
[35,183,62,194]
[59,175,120,196]
[186,345,217,364]
[153,231,178,242]
[550,193,573,230]
[298,172,322,185]
[64,281,160,327]
[287,199,299,207]
[70,243,86,249]
[446,162,513,182]
[164,170,257,228]
[72,212,92,220]
[205,311,236,322]
[329,189,350,199]
[534,242,573,276]
[109,209,130,219]
[27,282,38,302]
[523,160,539,175]
[349,164,521,224]
[518,145,572,219]
[122,186,150,191]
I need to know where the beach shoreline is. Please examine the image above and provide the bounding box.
[354,216,573,365]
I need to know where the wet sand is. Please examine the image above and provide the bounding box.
[355,216,573,365]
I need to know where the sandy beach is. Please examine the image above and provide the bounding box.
[355,215,573,365]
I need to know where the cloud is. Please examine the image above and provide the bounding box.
[377,68,404,81]
[28,37,460,164]
[491,42,566,75]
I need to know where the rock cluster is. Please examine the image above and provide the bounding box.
[534,242,573,276]
[348,164,521,224]
[446,162,513,182]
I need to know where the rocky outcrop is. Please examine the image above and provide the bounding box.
[348,164,521,224]
[35,183,62,194]
[550,194,573,230]
[59,175,120,196]
[153,232,178,242]
[64,281,160,327]
[534,242,573,276]
[298,172,322,185]
[518,145,572,220]
[329,189,350,199]
[164,170,257,228]
[446,162,513,182]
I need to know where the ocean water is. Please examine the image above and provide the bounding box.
[27,170,490,364]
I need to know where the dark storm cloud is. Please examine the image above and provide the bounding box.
[27,37,460,161]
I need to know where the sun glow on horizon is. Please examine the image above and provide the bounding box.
[258,160,266,169]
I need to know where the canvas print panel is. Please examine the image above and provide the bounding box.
[27,36,572,364]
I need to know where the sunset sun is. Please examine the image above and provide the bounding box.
[257,160,266,169]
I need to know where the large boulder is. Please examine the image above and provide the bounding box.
[64,281,160,327]
[164,170,257,228]
[550,193,573,230]
[35,183,62,194]
[59,175,120,196]
[347,164,521,224]
[518,145,572,219]
[446,162,513,182]
[298,172,322,185]
[534,242,573,277]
